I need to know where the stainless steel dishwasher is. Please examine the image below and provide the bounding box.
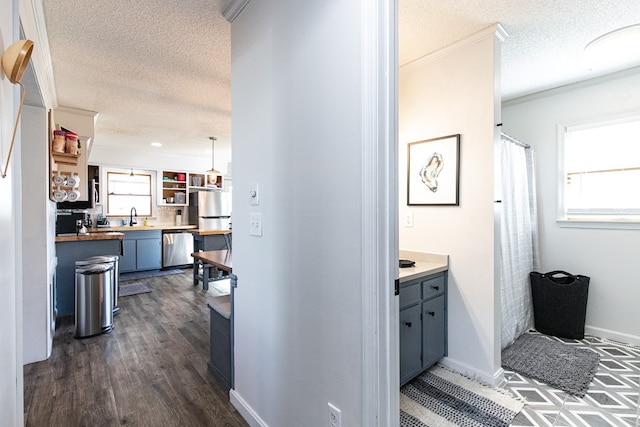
[162,230,194,268]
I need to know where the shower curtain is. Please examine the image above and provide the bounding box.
[499,133,540,350]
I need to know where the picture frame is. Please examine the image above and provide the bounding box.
[407,134,460,206]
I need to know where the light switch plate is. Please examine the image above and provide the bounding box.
[249,213,262,236]
[250,183,260,206]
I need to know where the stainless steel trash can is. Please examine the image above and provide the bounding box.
[76,255,120,315]
[75,263,114,338]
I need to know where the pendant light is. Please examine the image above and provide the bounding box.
[207,136,221,186]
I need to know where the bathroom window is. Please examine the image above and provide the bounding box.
[558,112,640,228]
[106,171,153,217]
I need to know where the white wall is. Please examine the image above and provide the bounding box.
[502,69,640,346]
[399,27,504,383]
[21,104,56,364]
[230,1,395,425]
[0,0,24,423]
[89,144,226,175]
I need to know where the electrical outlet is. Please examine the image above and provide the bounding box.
[249,213,262,236]
[404,212,413,227]
[328,402,342,427]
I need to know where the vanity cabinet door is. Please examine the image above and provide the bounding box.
[422,295,446,369]
[400,304,422,385]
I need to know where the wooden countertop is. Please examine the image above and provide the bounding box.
[90,225,197,232]
[189,229,231,236]
[398,250,449,283]
[55,232,124,243]
[192,250,232,272]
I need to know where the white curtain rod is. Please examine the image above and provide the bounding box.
[500,132,530,149]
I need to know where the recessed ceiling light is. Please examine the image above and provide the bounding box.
[150,142,162,147]
[585,24,640,65]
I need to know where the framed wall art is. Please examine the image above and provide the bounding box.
[407,134,460,206]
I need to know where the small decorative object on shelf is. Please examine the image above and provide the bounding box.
[65,131,78,155]
[51,127,82,165]
[52,130,66,153]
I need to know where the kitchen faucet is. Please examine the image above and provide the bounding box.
[130,207,137,226]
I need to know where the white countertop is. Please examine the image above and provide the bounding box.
[399,250,449,283]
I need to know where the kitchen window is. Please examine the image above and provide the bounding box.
[558,112,640,228]
[106,171,153,217]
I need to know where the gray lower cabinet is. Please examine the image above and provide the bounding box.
[192,233,229,251]
[399,271,447,386]
[120,240,136,272]
[55,239,123,316]
[120,230,162,272]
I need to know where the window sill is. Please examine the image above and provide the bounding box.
[557,218,640,230]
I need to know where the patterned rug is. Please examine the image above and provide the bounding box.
[119,282,152,297]
[504,334,640,426]
[501,333,600,397]
[400,365,524,427]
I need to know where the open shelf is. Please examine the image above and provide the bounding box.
[52,151,80,166]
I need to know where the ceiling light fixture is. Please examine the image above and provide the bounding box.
[150,142,162,147]
[585,24,640,66]
[1,39,34,178]
[207,136,221,187]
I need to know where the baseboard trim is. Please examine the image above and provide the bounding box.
[229,389,268,427]
[493,367,507,388]
[439,357,504,387]
[585,325,640,347]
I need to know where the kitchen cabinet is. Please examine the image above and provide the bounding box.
[399,271,447,386]
[208,297,232,390]
[189,172,206,189]
[158,171,219,206]
[192,233,230,252]
[160,170,188,206]
[55,236,123,316]
[120,230,162,272]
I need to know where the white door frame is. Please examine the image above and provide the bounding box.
[360,0,399,425]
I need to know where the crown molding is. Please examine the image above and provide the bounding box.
[223,0,251,23]
[401,23,509,71]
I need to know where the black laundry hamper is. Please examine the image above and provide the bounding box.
[530,271,590,339]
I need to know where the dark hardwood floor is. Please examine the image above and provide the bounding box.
[23,270,247,427]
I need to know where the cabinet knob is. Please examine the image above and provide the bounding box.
[431,285,440,291]
[404,321,412,327]
[428,311,435,316]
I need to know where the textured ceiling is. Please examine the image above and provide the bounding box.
[41,1,640,160]
[43,0,231,161]
[400,0,640,100]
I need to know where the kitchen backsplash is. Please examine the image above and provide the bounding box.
[86,205,190,227]
[155,206,190,226]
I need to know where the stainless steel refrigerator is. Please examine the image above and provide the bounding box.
[189,190,231,230]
